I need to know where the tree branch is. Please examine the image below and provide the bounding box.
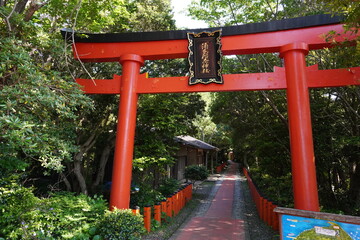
[14,0,28,14]
[338,90,360,119]
[227,0,238,24]
[24,0,47,22]
[260,90,289,128]
[264,0,276,19]
[1,0,18,32]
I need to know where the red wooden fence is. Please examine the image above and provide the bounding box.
[132,183,193,232]
[243,168,280,231]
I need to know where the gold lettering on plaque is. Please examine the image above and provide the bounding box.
[201,42,210,74]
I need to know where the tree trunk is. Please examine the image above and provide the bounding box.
[24,1,46,21]
[92,138,115,192]
[60,172,72,191]
[72,132,97,194]
[74,155,88,195]
[14,0,29,14]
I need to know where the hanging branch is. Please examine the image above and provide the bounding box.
[0,0,18,32]
[63,0,96,85]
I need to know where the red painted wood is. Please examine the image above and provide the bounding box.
[143,206,151,232]
[280,42,319,211]
[166,197,172,217]
[154,204,161,224]
[109,54,144,210]
[73,24,351,62]
[76,66,360,94]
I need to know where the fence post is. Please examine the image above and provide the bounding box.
[161,200,167,221]
[270,202,276,229]
[167,196,172,217]
[181,187,185,209]
[180,187,184,211]
[189,183,193,200]
[174,192,179,215]
[131,206,140,215]
[273,205,279,231]
[264,198,268,223]
[259,197,264,220]
[267,201,273,226]
[154,203,161,225]
[143,206,151,232]
[184,185,189,203]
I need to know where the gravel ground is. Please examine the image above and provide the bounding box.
[142,168,279,240]
[238,173,279,240]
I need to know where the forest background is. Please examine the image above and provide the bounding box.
[0,0,359,239]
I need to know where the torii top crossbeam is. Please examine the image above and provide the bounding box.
[65,14,350,61]
[63,14,359,212]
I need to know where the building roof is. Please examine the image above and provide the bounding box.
[61,14,342,43]
[175,135,218,151]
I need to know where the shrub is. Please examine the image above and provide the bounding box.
[97,209,146,240]
[34,192,107,239]
[0,177,108,239]
[184,165,209,182]
[130,183,163,208]
[157,178,180,197]
[0,176,38,239]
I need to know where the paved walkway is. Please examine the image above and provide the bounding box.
[171,161,245,240]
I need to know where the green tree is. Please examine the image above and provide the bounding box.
[0,0,178,195]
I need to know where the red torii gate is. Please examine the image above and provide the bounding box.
[63,14,360,212]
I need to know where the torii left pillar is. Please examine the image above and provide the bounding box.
[110,54,144,210]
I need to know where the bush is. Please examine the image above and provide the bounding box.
[0,177,108,239]
[130,183,163,208]
[97,209,146,240]
[157,178,180,197]
[184,165,209,182]
[0,176,38,239]
[34,192,107,239]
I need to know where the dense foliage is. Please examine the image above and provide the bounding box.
[184,165,209,183]
[97,209,145,240]
[0,177,145,239]
[0,177,107,239]
[0,0,202,194]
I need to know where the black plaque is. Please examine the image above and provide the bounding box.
[187,30,223,85]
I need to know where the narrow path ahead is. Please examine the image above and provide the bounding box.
[170,161,245,240]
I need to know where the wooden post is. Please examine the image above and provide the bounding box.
[167,196,172,217]
[132,206,140,215]
[161,200,167,221]
[143,206,151,232]
[110,54,144,210]
[154,204,161,225]
[280,43,319,212]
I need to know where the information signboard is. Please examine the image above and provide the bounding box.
[275,207,360,240]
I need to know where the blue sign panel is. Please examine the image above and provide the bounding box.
[281,215,360,239]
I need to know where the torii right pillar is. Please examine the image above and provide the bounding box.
[280,42,320,212]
